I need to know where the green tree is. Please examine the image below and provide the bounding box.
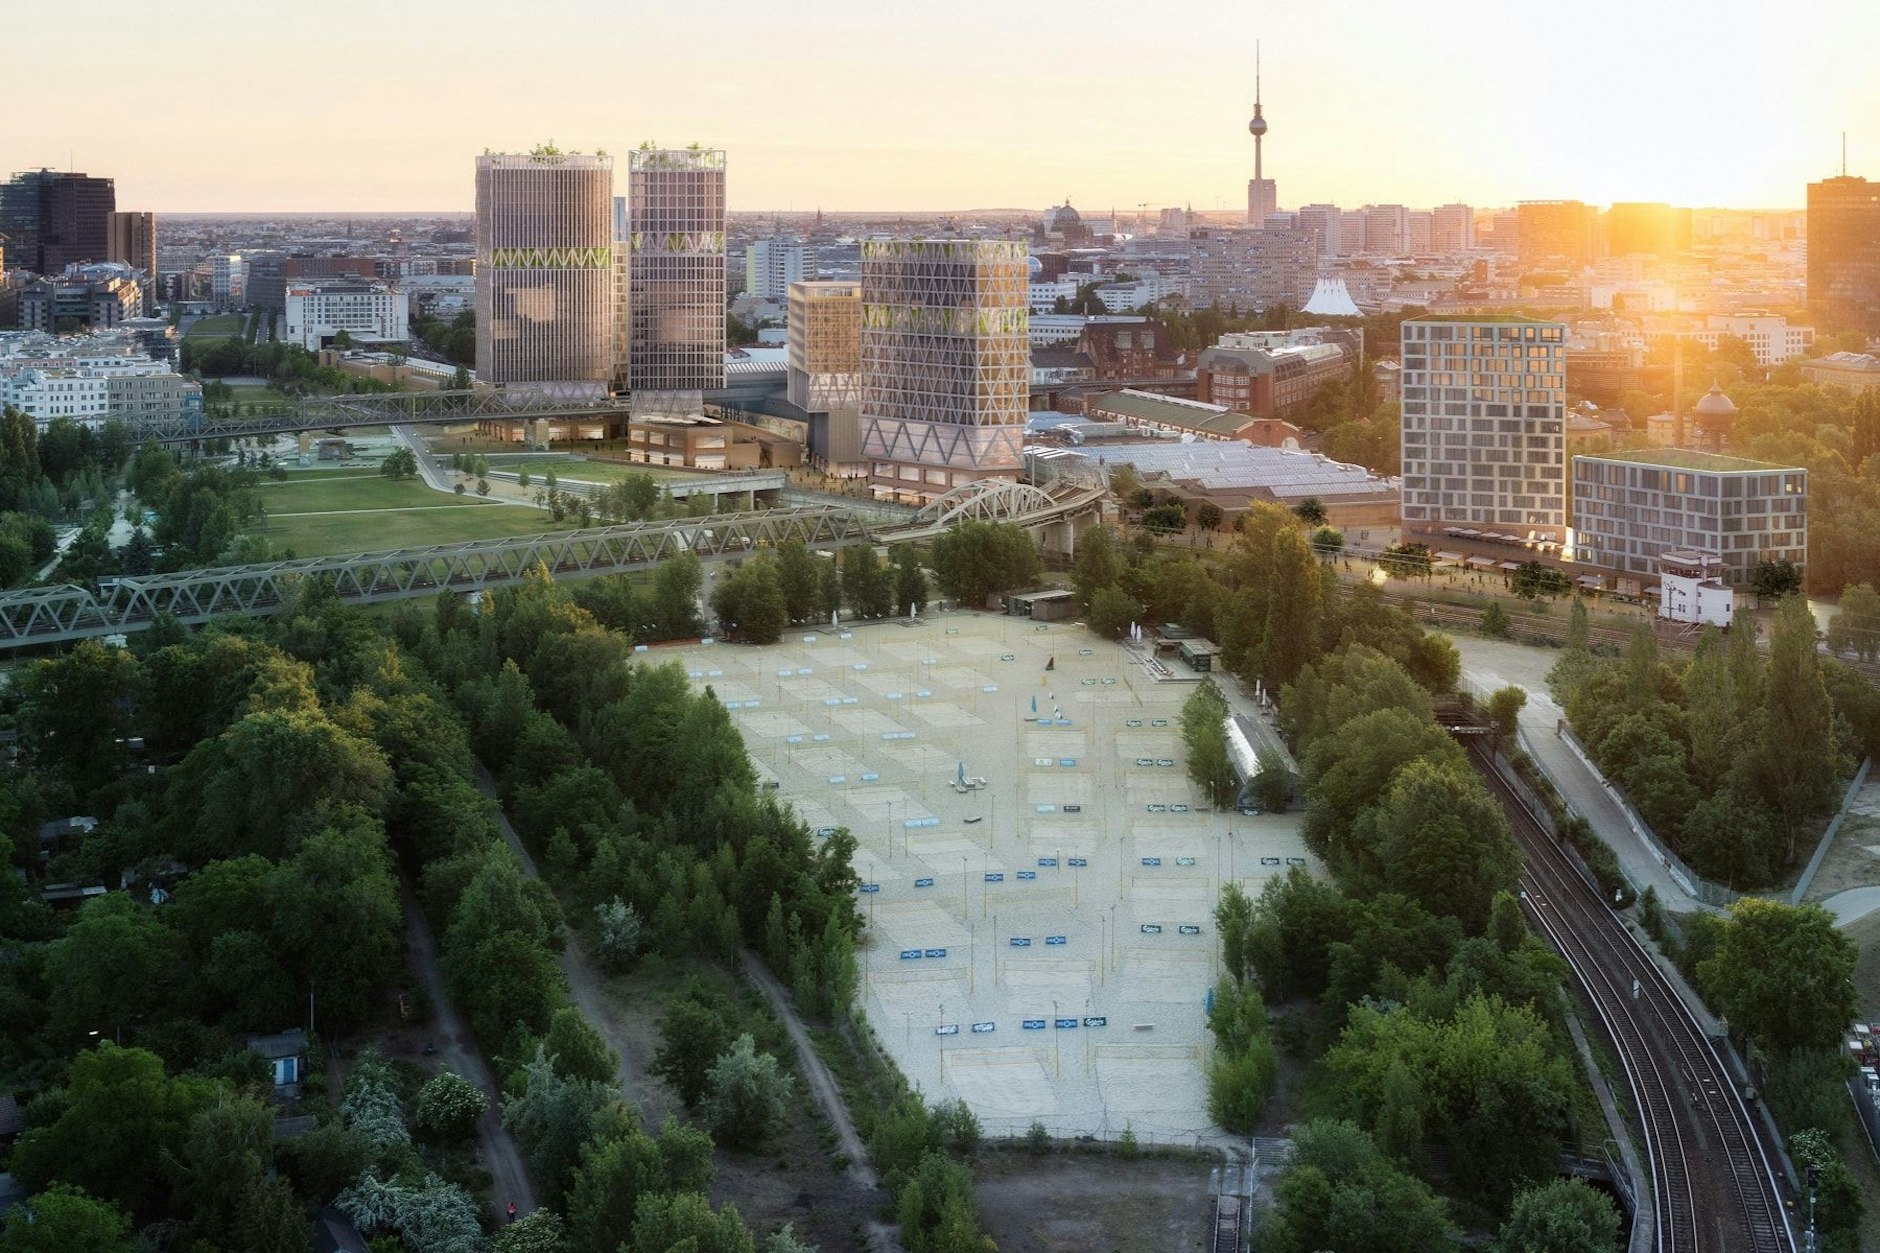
[0,1184,136,1253]
[1751,558,1804,599]
[414,1071,488,1141]
[1497,1178,1624,1253]
[630,1191,754,1253]
[1261,1120,1459,1253]
[892,548,928,617]
[1070,524,1126,608]
[929,521,1041,606]
[1480,601,1512,638]
[1487,684,1527,751]
[1827,583,1880,661]
[504,1048,624,1208]
[544,1006,618,1085]
[651,550,704,639]
[1087,583,1143,639]
[494,1210,569,1253]
[776,541,822,623]
[1327,994,1573,1205]
[1699,898,1857,1054]
[652,997,734,1110]
[270,817,404,1026]
[1358,755,1522,932]
[44,892,185,1040]
[700,1034,796,1151]
[1293,497,1328,527]
[1788,1127,1864,1246]
[10,1044,215,1217]
[1755,595,1846,865]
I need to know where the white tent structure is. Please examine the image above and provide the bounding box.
[1301,276,1362,317]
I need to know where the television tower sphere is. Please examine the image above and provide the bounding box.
[1249,115,1268,137]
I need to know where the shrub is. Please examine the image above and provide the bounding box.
[413,1071,487,1142]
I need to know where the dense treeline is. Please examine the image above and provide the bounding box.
[710,541,926,644]
[1072,502,1461,694]
[1,407,131,529]
[180,338,399,398]
[0,563,860,1249]
[1550,596,1877,887]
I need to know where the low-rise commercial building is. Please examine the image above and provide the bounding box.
[281,281,409,351]
[1196,328,1355,419]
[1570,448,1806,586]
[18,271,143,331]
[1799,350,1880,393]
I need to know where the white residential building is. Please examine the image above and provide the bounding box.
[1432,204,1476,252]
[280,281,410,351]
[1642,313,1816,367]
[745,239,812,300]
[0,356,196,426]
[1028,313,1148,346]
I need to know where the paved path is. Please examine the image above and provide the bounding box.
[475,767,653,1109]
[401,885,537,1221]
[1822,886,1880,925]
[1449,635,1709,911]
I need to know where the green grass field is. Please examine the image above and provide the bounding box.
[486,457,698,485]
[250,473,560,557]
[185,313,246,338]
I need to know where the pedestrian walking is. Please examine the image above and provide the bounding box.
[507,1201,517,1224]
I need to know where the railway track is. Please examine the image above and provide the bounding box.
[1471,747,1795,1253]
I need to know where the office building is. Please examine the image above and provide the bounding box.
[18,270,143,331]
[0,170,114,274]
[625,147,727,416]
[746,238,812,300]
[1363,204,1409,255]
[1188,227,1317,312]
[787,279,864,474]
[858,238,1028,501]
[105,212,157,313]
[1808,173,1880,334]
[1245,45,1276,224]
[1408,211,1433,254]
[1571,448,1806,585]
[1516,200,1595,270]
[210,254,245,307]
[475,150,615,398]
[281,280,409,350]
[1197,327,1357,419]
[1400,316,1568,537]
[1605,202,1691,258]
[1432,204,1475,252]
[1295,203,1340,254]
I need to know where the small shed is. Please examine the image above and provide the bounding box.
[247,1029,309,1101]
[1177,639,1222,672]
[1005,589,1078,621]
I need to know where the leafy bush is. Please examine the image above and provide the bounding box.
[413,1071,487,1142]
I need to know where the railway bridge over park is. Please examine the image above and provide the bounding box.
[0,480,1107,652]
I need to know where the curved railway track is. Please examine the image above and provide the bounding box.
[1471,748,1795,1253]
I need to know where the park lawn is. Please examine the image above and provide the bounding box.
[489,456,702,485]
[186,314,245,337]
[224,384,297,408]
[248,473,560,556]
[256,505,560,557]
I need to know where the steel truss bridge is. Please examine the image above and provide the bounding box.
[0,477,1113,651]
[0,506,869,650]
[126,389,631,444]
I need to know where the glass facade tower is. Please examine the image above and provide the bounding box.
[474,152,615,398]
[625,148,727,417]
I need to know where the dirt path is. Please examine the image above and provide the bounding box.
[475,767,653,1109]
[401,886,537,1221]
[738,951,903,1253]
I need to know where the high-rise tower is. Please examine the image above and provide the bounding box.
[625,146,727,417]
[1246,44,1276,226]
[475,150,615,399]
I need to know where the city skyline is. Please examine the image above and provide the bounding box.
[9,0,1872,215]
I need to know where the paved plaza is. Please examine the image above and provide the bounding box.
[666,611,1315,1142]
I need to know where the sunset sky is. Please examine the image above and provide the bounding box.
[9,0,1874,214]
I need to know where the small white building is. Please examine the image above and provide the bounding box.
[281,281,409,351]
[1658,549,1734,627]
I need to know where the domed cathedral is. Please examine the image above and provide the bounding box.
[1039,200,1091,246]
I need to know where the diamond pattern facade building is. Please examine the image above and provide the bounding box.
[475,151,615,399]
[625,147,727,417]
[859,239,1029,503]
